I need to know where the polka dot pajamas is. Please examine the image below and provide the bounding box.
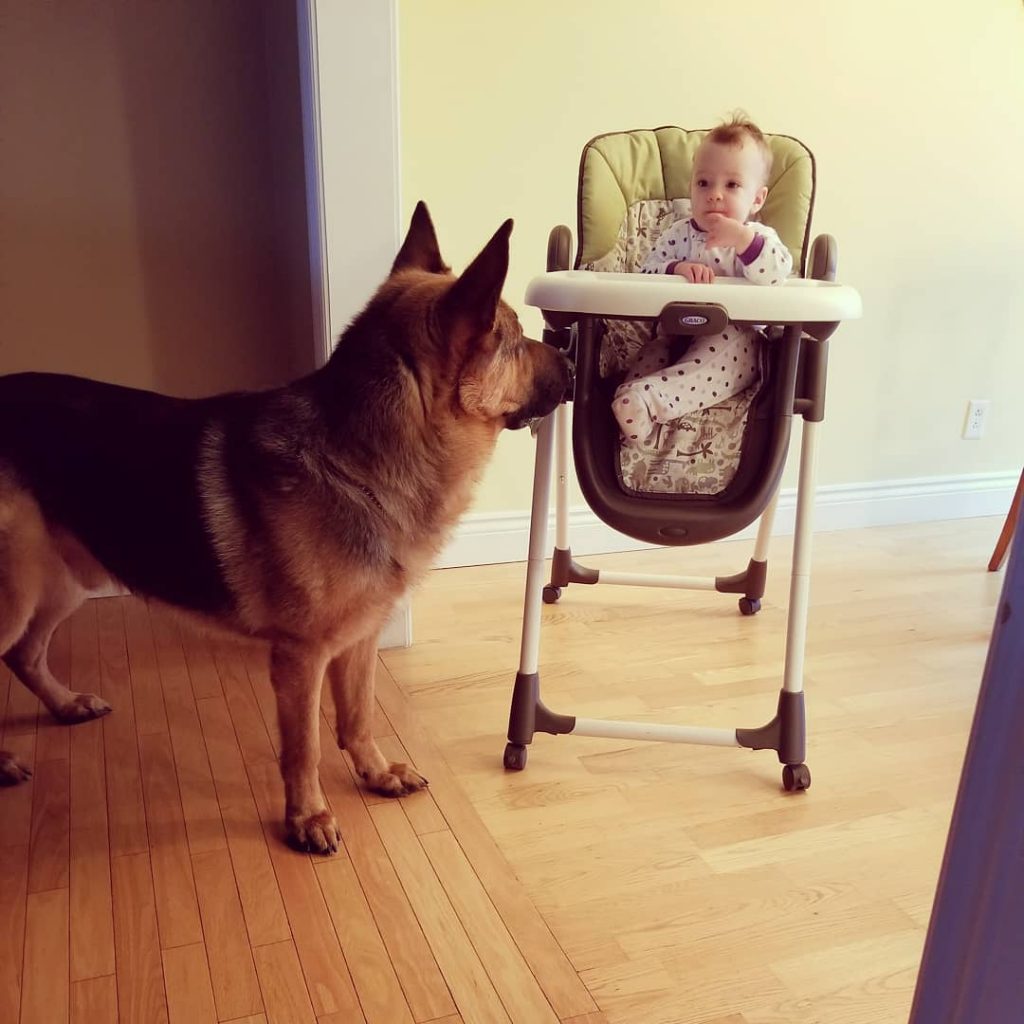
[613,218,792,446]
[612,325,761,443]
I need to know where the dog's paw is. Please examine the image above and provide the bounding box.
[53,692,113,725]
[0,752,32,786]
[363,762,429,798]
[287,810,342,855]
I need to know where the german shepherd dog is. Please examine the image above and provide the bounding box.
[0,203,570,853]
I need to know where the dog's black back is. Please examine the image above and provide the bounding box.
[0,372,235,612]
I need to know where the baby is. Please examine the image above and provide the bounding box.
[612,116,793,445]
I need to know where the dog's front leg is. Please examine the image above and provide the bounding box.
[328,635,427,797]
[269,642,340,854]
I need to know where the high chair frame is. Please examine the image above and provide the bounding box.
[504,127,861,790]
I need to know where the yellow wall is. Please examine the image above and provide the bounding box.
[398,0,1024,514]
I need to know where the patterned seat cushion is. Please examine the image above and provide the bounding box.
[582,197,762,496]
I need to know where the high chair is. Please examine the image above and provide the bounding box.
[505,126,862,791]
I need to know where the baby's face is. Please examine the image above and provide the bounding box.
[690,139,769,229]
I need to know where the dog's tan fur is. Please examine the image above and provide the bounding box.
[0,204,570,850]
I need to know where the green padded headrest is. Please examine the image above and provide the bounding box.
[576,126,815,275]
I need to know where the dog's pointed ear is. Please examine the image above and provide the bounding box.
[391,201,449,274]
[440,218,513,339]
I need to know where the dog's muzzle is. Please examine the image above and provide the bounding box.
[512,350,574,434]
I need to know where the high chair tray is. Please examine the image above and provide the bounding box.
[525,270,862,323]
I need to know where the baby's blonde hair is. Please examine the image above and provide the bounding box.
[704,112,773,183]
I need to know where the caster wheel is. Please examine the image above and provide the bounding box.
[739,597,761,616]
[542,585,562,605]
[503,743,528,771]
[783,763,811,791]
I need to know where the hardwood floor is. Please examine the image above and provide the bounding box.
[0,517,1005,1023]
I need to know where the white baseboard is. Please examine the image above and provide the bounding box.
[435,471,1018,569]
[378,598,412,650]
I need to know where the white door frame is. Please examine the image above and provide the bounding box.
[297,0,411,648]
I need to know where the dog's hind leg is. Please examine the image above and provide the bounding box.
[328,634,428,797]
[0,487,111,728]
[4,579,111,725]
[270,641,341,854]
[0,484,42,783]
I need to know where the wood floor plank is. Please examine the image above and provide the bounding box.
[97,599,148,858]
[20,887,70,1024]
[195,694,290,946]
[27,755,70,892]
[69,825,116,982]
[178,624,223,701]
[162,942,218,1024]
[246,759,365,1022]
[123,597,169,737]
[138,731,203,948]
[373,664,598,1020]
[111,852,169,1024]
[241,642,281,759]
[0,843,29,1024]
[148,606,227,856]
[65,604,117,983]
[421,829,559,1024]
[71,975,118,1024]
[213,639,276,767]
[314,856,414,1024]
[251,940,317,1024]
[315,718,457,1022]
[370,801,511,1024]
[190,847,264,1022]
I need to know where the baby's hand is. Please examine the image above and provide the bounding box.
[673,261,714,284]
[703,214,755,253]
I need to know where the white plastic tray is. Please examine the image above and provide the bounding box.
[525,270,862,322]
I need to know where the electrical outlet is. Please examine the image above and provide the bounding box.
[962,399,991,440]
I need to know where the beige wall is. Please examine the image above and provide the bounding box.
[0,2,314,397]
[397,0,1024,514]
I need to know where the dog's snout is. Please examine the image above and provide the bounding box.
[559,352,575,400]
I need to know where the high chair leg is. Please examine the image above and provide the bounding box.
[555,401,570,551]
[714,486,781,615]
[544,402,598,604]
[782,418,820,698]
[506,412,574,769]
[736,417,820,791]
[753,486,781,563]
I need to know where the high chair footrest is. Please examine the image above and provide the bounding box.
[507,671,576,747]
[715,558,768,598]
[736,690,806,764]
[550,546,599,588]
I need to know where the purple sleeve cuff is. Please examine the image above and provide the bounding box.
[665,261,681,275]
[738,233,765,265]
